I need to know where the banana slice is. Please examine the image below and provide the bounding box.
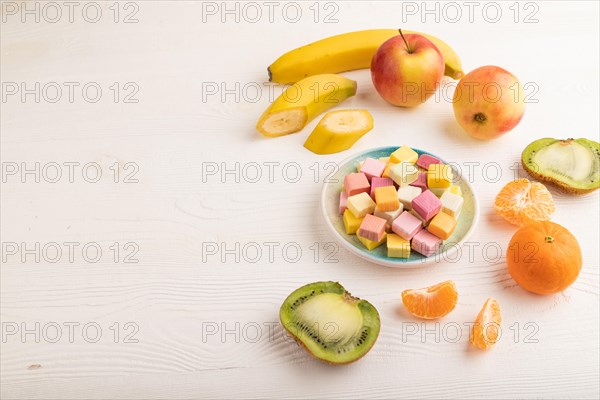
[259,109,306,137]
[257,74,357,137]
[304,110,374,155]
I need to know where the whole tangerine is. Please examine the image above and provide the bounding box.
[507,221,582,295]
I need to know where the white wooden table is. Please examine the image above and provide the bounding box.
[1,1,599,398]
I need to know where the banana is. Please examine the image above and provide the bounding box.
[304,110,374,155]
[268,29,464,84]
[256,74,357,137]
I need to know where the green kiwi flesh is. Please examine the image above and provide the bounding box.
[522,138,600,194]
[279,281,380,364]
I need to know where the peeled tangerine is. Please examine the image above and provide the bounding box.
[494,179,555,226]
[304,110,374,154]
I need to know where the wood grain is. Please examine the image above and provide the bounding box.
[1,1,599,399]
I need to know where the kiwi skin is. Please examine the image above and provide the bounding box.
[522,138,600,195]
[279,281,380,365]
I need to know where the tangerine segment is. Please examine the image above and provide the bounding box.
[470,298,501,350]
[494,179,555,226]
[401,280,458,320]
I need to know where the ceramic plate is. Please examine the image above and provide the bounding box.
[321,146,479,267]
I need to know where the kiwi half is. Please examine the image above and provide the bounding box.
[279,281,380,364]
[522,138,600,194]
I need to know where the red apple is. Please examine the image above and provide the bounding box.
[370,30,445,107]
[453,66,525,140]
